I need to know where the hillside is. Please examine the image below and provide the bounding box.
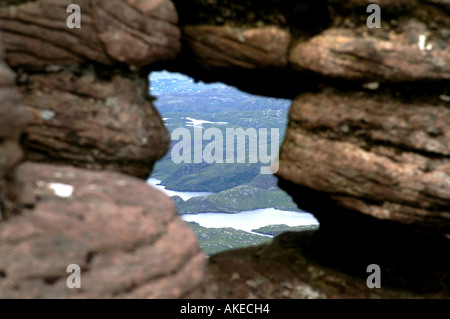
[150,72,291,194]
[187,222,271,256]
[174,184,301,214]
[252,224,319,236]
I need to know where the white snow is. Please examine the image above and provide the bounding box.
[147,178,215,200]
[185,117,228,127]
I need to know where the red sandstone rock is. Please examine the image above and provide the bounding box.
[0,34,29,217]
[278,90,450,238]
[1,0,449,299]
[20,70,169,178]
[0,0,180,69]
[290,27,450,82]
[0,162,205,298]
[183,25,290,69]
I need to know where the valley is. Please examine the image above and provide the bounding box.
[148,71,319,254]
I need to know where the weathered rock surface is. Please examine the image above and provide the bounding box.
[20,68,169,178]
[289,27,450,82]
[0,162,205,298]
[0,0,177,178]
[1,0,450,299]
[0,0,180,69]
[0,34,29,218]
[182,25,290,69]
[278,90,450,238]
[166,0,450,298]
[197,229,450,298]
[172,0,331,31]
[163,0,331,99]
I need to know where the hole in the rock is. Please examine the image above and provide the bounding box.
[146,70,319,256]
[0,269,6,279]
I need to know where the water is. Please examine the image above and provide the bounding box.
[147,178,215,200]
[147,177,319,235]
[181,208,319,234]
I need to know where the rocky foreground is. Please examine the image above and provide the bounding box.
[0,0,449,298]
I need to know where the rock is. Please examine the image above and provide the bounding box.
[172,24,297,98]
[1,0,450,299]
[0,0,180,69]
[0,162,205,298]
[427,0,450,6]
[277,90,450,239]
[0,34,29,218]
[327,0,419,11]
[164,0,330,98]
[182,25,291,69]
[201,230,449,298]
[174,0,450,299]
[0,0,176,178]
[20,68,169,178]
[172,0,330,31]
[289,27,450,82]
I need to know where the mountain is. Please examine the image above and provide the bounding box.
[186,222,270,256]
[149,71,298,214]
[150,72,290,193]
[150,71,290,114]
[174,184,301,214]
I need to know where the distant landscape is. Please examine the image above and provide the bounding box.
[186,222,319,255]
[148,71,318,255]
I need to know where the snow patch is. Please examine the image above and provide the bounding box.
[185,117,228,127]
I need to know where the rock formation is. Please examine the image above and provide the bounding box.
[0,0,204,298]
[0,0,449,298]
[279,90,450,238]
[0,162,205,298]
[0,36,28,218]
[0,0,179,177]
[20,68,169,178]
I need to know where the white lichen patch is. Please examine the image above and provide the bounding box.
[236,31,246,43]
[293,283,326,299]
[140,136,148,146]
[439,94,450,102]
[105,97,118,108]
[53,172,63,178]
[115,180,129,186]
[48,183,74,198]
[35,180,46,188]
[45,64,63,72]
[40,109,56,121]
[363,82,380,90]
[418,34,432,51]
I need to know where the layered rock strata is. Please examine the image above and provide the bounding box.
[0,162,205,298]
[0,0,449,298]
[0,0,179,177]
